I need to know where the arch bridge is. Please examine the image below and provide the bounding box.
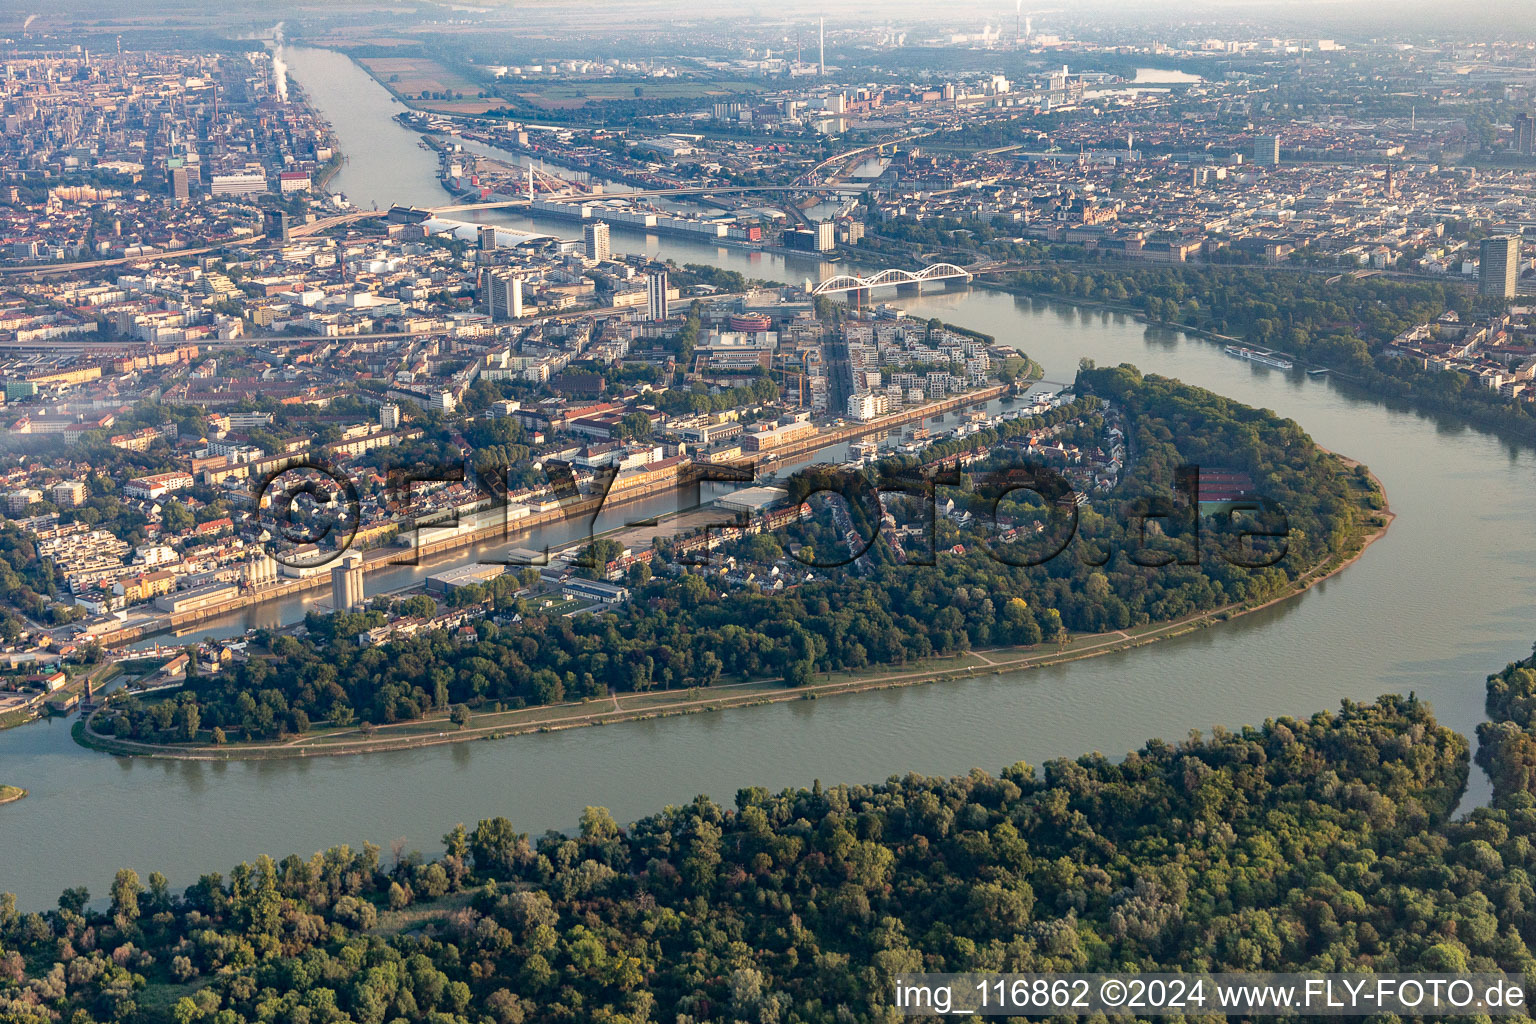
[810,263,973,296]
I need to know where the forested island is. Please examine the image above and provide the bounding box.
[89,364,1385,753]
[0,786,25,806]
[12,646,1536,1022]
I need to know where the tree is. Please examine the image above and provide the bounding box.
[57,887,90,915]
[471,817,526,877]
[579,806,620,844]
[160,500,193,534]
[450,704,471,730]
[109,869,141,930]
[176,701,200,742]
[618,411,653,440]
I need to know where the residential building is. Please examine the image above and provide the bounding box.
[481,268,524,321]
[647,268,669,321]
[3,489,41,515]
[584,220,611,262]
[124,472,195,500]
[51,481,87,507]
[1255,135,1280,166]
[816,220,836,252]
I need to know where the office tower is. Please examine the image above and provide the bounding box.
[584,220,611,262]
[815,220,836,252]
[331,559,364,612]
[478,225,498,251]
[1516,113,1535,157]
[170,166,189,201]
[262,209,290,243]
[1479,236,1520,299]
[378,403,400,430]
[1255,135,1280,166]
[646,268,669,321]
[480,268,524,320]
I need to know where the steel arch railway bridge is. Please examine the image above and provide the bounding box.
[809,263,973,296]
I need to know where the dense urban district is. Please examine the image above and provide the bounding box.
[1,13,1531,728]
[1,1,1536,1021]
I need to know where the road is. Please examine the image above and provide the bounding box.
[427,182,869,215]
[0,210,376,278]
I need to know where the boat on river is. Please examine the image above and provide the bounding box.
[1225,345,1294,370]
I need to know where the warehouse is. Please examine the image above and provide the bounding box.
[714,485,790,516]
[425,563,506,594]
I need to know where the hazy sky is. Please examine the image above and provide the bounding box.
[4,0,1532,40]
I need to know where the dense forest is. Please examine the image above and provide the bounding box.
[104,365,1374,744]
[18,650,1536,1022]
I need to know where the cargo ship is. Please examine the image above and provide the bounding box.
[1225,345,1294,370]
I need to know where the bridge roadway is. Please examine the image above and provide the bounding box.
[810,263,974,296]
[0,182,867,278]
[426,182,870,215]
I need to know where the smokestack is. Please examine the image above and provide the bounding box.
[819,18,825,77]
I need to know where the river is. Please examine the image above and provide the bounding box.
[2,46,1533,909]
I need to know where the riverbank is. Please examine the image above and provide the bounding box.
[11,44,1525,912]
[0,662,120,732]
[983,271,1536,458]
[0,785,26,806]
[74,458,1391,761]
[92,382,1006,650]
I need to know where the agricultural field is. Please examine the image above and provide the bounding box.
[357,56,502,114]
[506,78,760,110]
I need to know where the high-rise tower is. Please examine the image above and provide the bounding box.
[1480,236,1520,299]
[646,267,670,321]
[584,220,611,262]
[1516,113,1535,157]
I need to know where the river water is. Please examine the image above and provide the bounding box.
[2,46,1533,909]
